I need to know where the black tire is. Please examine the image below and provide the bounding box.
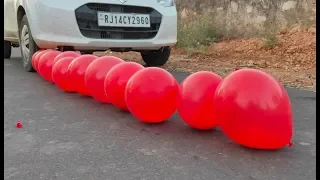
[141,47,171,67]
[4,40,12,58]
[19,15,39,72]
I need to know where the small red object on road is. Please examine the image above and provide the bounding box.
[288,141,294,147]
[16,122,23,128]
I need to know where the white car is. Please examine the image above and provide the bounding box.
[4,0,177,72]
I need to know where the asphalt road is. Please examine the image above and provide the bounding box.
[4,48,316,180]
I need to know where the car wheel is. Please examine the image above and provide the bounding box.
[141,47,171,67]
[19,15,39,72]
[4,40,12,59]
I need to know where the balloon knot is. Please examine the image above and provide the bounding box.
[288,141,294,147]
[234,68,240,71]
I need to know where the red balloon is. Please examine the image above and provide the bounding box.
[32,50,42,70]
[53,51,81,66]
[68,55,97,96]
[177,71,223,130]
[34,50,50,72]
[38,50,61,82]
[213,68,293,150]
[85,56,124,103]
[52,57,77,92]
[105,62,144,110]
[125,67,179,123]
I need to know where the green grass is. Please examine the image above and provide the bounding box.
[177,14,280,50]
[262,29,279,48]
[177,14,216,50]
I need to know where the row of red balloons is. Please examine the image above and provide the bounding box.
[32,49,293,150]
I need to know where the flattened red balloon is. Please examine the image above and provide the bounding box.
[68,55,97,96]
[177,71,223,130]
[213,68,293,150]
[52,57,77,92]
[85,56,124,103]
[53,51,81,65]
[38,50,61,82]
[125,67,178,123]
[105,62,144,110]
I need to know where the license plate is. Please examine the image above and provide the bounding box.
[97,12,151,28]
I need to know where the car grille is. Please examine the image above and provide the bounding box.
[75,3,162,40]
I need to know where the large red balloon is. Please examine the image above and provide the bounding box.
[68,55,97,96]
[38,50,61,82]
[85,56,124,103]
[125,67,179,123]
[213,68,293,150]
[52,57,77,92]
[105,62,144,110]
[53,51,81,65]
[177,71,223,130]
[34,50,51,72]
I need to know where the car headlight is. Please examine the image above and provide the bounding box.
[157,0,175,7]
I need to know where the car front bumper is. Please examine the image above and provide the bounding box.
[28,0,177,50]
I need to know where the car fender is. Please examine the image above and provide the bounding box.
[15,0,40,40]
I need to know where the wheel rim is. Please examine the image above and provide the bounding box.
[21,25,30,66]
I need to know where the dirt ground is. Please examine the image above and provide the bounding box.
[98,28,316,91]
